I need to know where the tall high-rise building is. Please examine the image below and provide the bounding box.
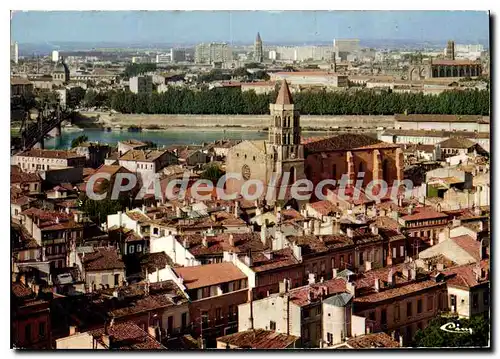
[254,32,263,63]
[333,39,360,60]
[10,42,19,64]
[445,40,455,60]
[52,50,59,62]
[195,43,232,64]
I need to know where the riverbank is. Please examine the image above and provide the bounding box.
[74,111,396,131]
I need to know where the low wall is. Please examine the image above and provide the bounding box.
[88,112,396,129]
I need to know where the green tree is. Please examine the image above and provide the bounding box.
[412,315,490,348]
[67,87,86,109]
[71,135,89,148]
[200,164,225,184]
[79,196,124,225]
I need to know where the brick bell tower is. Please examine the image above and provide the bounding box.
[268,81,306,199]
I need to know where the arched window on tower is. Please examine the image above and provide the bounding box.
[358,162,364,173]
[289,167,296,185]
[383,159,390,183]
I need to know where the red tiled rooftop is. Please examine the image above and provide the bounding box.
[173,262,247,290]
[308,200,340,216]
[89,321,165,349]
[217,329,298,349]
[289,278,347,307]
[451,235,482,262]
[249,247,300,273]
[17,149,85,159]
[401,206,448,222]
[441,259,489,289]
[346,332,400,348]
[82,247,125,272]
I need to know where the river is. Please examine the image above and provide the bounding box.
[45,128,370,150]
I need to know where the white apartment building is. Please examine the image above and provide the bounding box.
[11,42,19,64]
[129,75,153,94]
[195,43,232,64]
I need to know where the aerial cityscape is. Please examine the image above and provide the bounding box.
[10,10,490,350]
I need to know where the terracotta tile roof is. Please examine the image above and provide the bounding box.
[451,235,481,262]
[438,137,477,149]
[400,206,448,222]
[11,171,41,184]
[125,210,150,223]
[441,259,489,289]
[303,134,386,152]
[108,226,142,242]
[83,247,125,271]
[354,279,444,303]
[382,129,490,139]
[173,262,247,290]
[89,321,165,349]
[11,77,33,85]
[249,247,300,273]
[16,149,85,159]
[20,208,83,231]
[288,234,354,256]
[280,208,305,223]
[346,332,400,348]
[109,294,176,318]
[308,200,340,216]
[11,195,36,206]
[12,281,34,299]
[180,232,267,257]
[12,222,40,251]
[217,329,298,349]
[119,149,171,162]
[275,80,293,105]
[289,278,347,307]
[140,252,174,274]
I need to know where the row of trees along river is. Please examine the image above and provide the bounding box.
[82,87,490,116]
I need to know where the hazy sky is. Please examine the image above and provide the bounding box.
[11,11,489,44]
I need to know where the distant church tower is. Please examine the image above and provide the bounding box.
[254,32,263,63]
[269,81,305,186]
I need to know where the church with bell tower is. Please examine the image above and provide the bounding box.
[225,80,404,208]
[226,81,306,205]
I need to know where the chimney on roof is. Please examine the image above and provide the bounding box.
[228,234,234,247]
[303,221,311,236]
[398,195,403,208]
[55,217,60,224]
[243,254,253,267]
[308,273,316,285]
[332,268,338,278]
[69,325,77,336]
[407,204,415,215]
[234,200,240,217]
[410,268,417,281]
[176,206,182,218]
[402,267,410,279]
[65,207,70,215]
[279,279,289,295]
[307,290,313,302]
[387,268,394,286]
[436,263,444,271]
[142,204,146,214]
[365,261,372,272]
[202,236,208,247]
[260,224,268,245]
[370,225,379,236]
[438,227,450,243]
[374,278,380,292]
[346,227,354,238]
[346,281,356,297]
